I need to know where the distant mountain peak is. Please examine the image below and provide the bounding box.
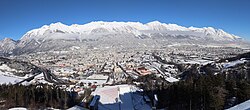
[2,38,15,42]
[146,21,162,25]
[0,38,17,54]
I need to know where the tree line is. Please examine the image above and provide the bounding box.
[0,84,82,109]
[158,73,250,109]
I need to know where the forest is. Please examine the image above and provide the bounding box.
[139,63,250,110]
[0,84,82,109]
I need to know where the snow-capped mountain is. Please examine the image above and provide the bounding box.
[20,21,240,41]
[0,38,17,55]
[0,21,248,55]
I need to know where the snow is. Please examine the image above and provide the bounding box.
[78,79,107,85]
[189,26,240,40]
[20,21,241,41]
[165,76,179,83]
[92,85,151,110]
[92,86,119,104]
[8,107,27,110]
[0,71,51,85]
[0,64,18,72]
[0,71,24,84]
[223,59,247,68]
[77,74,109,85]
[119,85,134,110]
[86,74,109,80]
[181,59,214,65]
[146,21,189,31]
[226,99,250,110]
[67,105,88,110]
[70,46,80,50]
[30,73,53,84]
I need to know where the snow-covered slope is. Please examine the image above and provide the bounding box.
[0,57,63,84]
[227,99,250,110]
[0,38,17,54]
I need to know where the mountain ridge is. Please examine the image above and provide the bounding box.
[0,21,249,56]
[20,21,241,41]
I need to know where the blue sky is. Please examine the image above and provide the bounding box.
[0,0,249,40]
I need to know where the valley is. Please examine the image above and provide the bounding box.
[0,21,250,110]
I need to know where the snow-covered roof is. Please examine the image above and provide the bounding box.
[92,85,119,104]
[86,74,109,80]
[9,107,27,110]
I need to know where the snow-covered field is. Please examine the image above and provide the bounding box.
[0,71,24,84]
[0,71,52,85]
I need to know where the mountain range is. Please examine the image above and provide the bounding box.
[0,21,248,55]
